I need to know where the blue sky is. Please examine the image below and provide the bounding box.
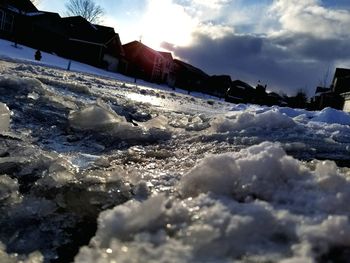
[37,0,350,96]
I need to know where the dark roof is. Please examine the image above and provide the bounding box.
[268,92,282,99]
[315,86,331,94]
[123,41,164,60]
[210,75,232,82]
[28,11,61,20]
[334,68,350,79]
[173,59,209,78]
[232,80,254,90]
[333,68,350,85]
[0,0,38,12]
[62,16,116,45]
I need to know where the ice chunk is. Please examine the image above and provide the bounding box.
[68,99,126,131]
[0,175,19,204]
[0,75,46,95]
[0,102,10,132]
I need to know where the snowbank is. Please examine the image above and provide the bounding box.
[212,109,296,133]
[75,142,350,262]
[312,107,350,125]
[179,142,308,200]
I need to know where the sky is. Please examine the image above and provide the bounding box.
[37,0,350,96]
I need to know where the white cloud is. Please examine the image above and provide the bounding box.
[270,0,350,39]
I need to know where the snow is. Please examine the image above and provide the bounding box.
[312,107,350,125]
[0,102,10,132]
[211,109,296,133]
[1,39,350,262]
[76,143,350,263]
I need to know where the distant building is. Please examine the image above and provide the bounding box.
[123,41,165,83]
[332,68,350,94]
[61,16,125,70]
[311,68,350,110]
[0,0,38,44]
[205,75,232,98]
[173,59,209,92]
[225,80,254,103]
[0,1,125,71]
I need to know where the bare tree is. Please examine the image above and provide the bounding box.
[65,0,105,24]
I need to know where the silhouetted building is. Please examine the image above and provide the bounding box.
[331,68,350,94]
[172,59,209,92]
[311,68,350,110]
[0,1,125,71]
[0,0,38,44]
[225,80,254,103]
[266,92,286,106]
[123,41,165,83]
[62,16,124,69]
[28,11,66,54]
[205,75,232,98]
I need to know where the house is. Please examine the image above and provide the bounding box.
[61,16,124,70]
[122,41,166,83]
[0,0,38,43]
[26,11,67,54]
[331,68,350,94]
[225,80,255,103]
[158,51,176,87]
[0,2,125,71]
[205,75,232,98]
[311,68,350,110]
[173,59,209,92]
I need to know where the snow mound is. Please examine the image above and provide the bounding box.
[212,109,296,132]
[311,107,350,125]
[0,102,10,132]
[179,142,308,200]
[75,143,350,262]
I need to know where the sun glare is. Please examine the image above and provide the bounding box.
[140,0,197,49]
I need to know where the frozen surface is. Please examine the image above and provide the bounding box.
[1,47,350,263]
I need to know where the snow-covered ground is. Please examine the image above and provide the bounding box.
[1,41,350,263]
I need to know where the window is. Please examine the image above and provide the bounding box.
[0,11,14,32]
[3,13,14,32]
[0,10,4,30]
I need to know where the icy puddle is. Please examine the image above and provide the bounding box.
[1,60,350,263]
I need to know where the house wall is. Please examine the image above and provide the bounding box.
[0,8,14,33]
[123,43,165,83]
[343,99,350,112]
[65,40,104,67]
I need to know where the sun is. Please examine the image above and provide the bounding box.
[140,0,197,50]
